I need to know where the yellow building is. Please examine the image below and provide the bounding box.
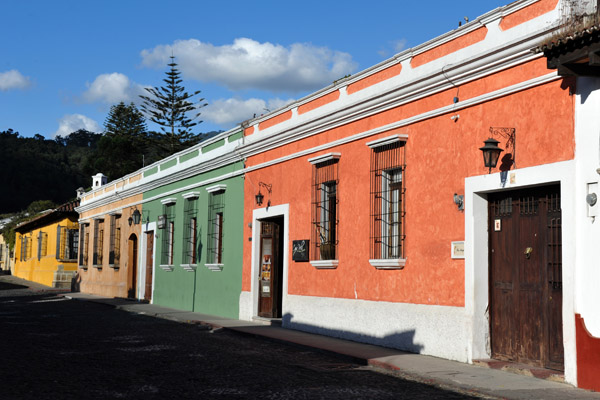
[14,200,79,287]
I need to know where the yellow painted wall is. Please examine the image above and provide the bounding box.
[14,216,79,287]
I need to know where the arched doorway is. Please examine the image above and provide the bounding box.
[127,234,138,299]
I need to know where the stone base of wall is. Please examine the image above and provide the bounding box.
[52,265,76,289]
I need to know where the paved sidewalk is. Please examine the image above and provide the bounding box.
[63,292,600,400]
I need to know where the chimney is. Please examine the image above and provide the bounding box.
[92,173,107,189]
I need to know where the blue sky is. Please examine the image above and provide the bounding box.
[2,1,509,139]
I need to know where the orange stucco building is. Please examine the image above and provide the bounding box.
[234,0,598,389]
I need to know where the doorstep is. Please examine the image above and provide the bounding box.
[251,316,282,326]
[474,359,564,382]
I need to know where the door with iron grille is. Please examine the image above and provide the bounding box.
[488,185,563,370]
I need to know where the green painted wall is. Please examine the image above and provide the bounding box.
[143,160,245,319]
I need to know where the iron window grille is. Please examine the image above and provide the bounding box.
[207,191,225,264]
[37,231,48,260]
[161,204,175,265]
[57,222,79,261]
[93,219,104,266]
[310,157,339,261]
[183,198,199,265]
[108,215,121,267]
[79,223,89,267]
[369,140,406,260]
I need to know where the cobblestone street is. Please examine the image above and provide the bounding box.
[0,280,477,399]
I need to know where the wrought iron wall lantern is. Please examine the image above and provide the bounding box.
[128,207,141,226]
[453,193,464,211]
[255,182,272,207]
[479,138,503,174]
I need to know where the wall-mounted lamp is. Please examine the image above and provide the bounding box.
[128,207,141,226]
[479,138,503,174]
[255,182,272,207]
[453,193,464,211]
[587,193,597,207]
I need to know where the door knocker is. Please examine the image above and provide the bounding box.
[524,247,533,259]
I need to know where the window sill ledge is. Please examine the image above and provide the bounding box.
[310,260,338,269]
[78,265,88,270]
[180,264,197,272]
[108,264,120,270]
[204,263,223,272]
[92,265,102,269]
[369,258,406,269]
[159,264,174,272]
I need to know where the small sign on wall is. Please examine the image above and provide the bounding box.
[292,240,309,262]
[494,219,501,232]
[451,241,465,259]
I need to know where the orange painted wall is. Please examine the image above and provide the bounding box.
[298,90,340,114]
[242,62,574,306]
[347,63,403,95]
[411,27,488,68]
[500,0,559,31]
[259,110,293,131]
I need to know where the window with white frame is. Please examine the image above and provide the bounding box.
[367,135,407,266]
[182,193,199,265]
[309,153,340,261]
[161,202,176,266]
[206,185,226,266]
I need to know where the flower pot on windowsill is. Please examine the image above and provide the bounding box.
[319,243,335,260]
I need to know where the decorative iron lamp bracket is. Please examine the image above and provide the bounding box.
[255,182,272,206]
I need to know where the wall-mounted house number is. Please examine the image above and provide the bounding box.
[494,219,501,232]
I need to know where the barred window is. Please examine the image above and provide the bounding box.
[368,136,407,262]
[38,231,48,260]
[93,219,104,266]
[309,153,340,261]
[79,223,89,267]
[207,190,225,265]
[183,196,199,265]
[109,215,121,267]
[161,203,176,266]
[57,223,79,261]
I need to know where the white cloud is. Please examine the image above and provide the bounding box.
[0,69,31,91]
[82,73,146,104]
[203,97,295,127]
[141,38,357,93]
[54,114,100,138]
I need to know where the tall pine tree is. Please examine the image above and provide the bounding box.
[140,56,207,154]
[85,102,154,181]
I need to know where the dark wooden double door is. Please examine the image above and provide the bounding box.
[258,218,283,318]
[489,185,563,371]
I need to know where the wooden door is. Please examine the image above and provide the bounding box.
[258,221,280,318]
[489,186,563,370]
[144,231,154,301]
[127,234,138,299]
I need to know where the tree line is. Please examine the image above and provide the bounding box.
[0,58,220,250]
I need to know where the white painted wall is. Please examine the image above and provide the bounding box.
[465,160,577,385]
[574,77,600,336]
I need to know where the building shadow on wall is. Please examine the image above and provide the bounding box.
[282,312,424,354]
[71,272,81,293]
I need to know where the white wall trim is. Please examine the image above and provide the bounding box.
[240,204,290,321]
